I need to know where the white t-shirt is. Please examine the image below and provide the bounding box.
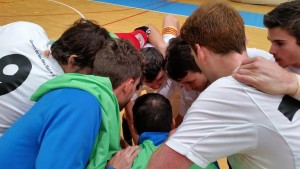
[132,78,199,117]
[288,66,300,75]
[0,21,64,136]
[246,47,274,60]
[166,76,300,169]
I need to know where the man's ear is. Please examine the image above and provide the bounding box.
[123,78,134,93]
[66,55,79,72]
[195,44,206,63]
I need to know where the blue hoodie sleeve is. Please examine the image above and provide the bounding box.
[35,89,102,169]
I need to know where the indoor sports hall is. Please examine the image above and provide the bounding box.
[0,0,283,168]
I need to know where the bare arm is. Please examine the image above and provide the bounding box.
[175,114,183,127]
[124,100,139,145]
[147,143,193,169]
[147,24,167,57]
[232,56,299,100]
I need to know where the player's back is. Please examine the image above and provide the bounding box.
[0,21,64,136]
[175,76,300,169]
[235,78,300,168]
[210,77,300,169]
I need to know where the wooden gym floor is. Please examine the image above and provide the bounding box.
[0,0,274,51]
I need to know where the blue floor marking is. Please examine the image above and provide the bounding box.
[94,0,265,28]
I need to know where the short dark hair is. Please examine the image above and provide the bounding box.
[133,93,172,135]
[165,36,201,81]
[93,39,144,89]
[141,47,164,82]
[51,18,110,68]
[263,0,300,45]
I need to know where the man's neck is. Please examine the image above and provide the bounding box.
[212,51,247,82]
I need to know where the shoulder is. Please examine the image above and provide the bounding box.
[199,76,275,102]
[38,88,102,128]
[1,21,46,37]
[45,88,101,113]
[192,76,258,112]
[192,76,284,119]
[246,47,274,60]
[201,76,243,94]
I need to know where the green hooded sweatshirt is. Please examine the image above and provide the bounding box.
[132,140,218,169]
[31,73,121,169]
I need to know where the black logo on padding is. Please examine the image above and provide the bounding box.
[278,95,300,122]
[0,54,32,95]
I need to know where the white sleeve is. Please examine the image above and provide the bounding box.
[131,92,139,101]
[167,124,258,168]
[157,78,175,98]
[142,43,154,48]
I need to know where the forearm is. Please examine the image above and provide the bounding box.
[147,143,192,169]
[147,24,167,57]
[124,101,139,144]
[129,123,139,145]
[290,74,300,101]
